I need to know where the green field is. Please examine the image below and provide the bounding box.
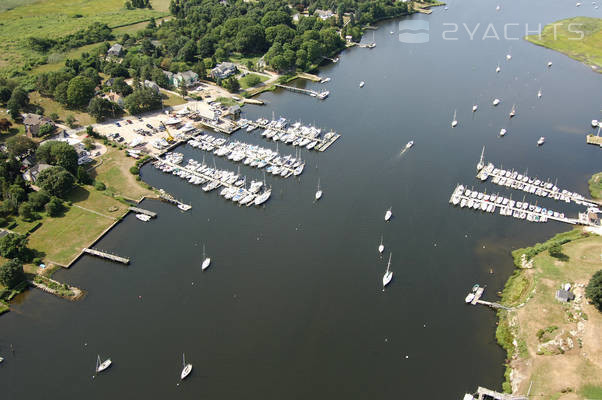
[525,17,602,73]
[0,0,170,74]
[239,73,270,89]
[589,172,602,200]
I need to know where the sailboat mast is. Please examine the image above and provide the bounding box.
[387,253,392,273]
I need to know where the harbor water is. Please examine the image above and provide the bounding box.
[1,0,601,398]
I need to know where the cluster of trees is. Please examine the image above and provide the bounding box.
[0,77,30,120]
[586,270,602,312]
[0,234,30,291]
[28,23,114,53]
[125,0,152,9]
[37,59,101,109]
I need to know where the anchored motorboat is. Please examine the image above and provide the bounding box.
[384,207,392,221]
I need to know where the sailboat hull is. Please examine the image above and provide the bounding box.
[181,364,193,380]
[382,272,393,287]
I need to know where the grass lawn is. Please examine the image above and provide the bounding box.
[589,172,602,200]
[499,232,602,396]
[0,0,170,73]
[27,197,117,266]
[525,17,602,72]
[162,91,187,107]
[91,146,154,201]
[29,91,94,127]
[239,73,269,89]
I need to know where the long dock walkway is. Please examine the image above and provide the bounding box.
[450,184,581,225]
[468,286,510,310]
[128,207,157,218]
[246,121,340,152]
[83,248,130,264]
[274,84,329,99]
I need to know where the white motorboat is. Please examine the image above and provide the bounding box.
[405,140,414,149]
[492,98,501,106]
[496,5,501,11]
[315,178,322,201]
[496,64,501,73]
[537,137,545,146]
[254,189,271,206]
[382,253,393,288]
[181,353,192,380]
[136,214,151,222]
[378,235,384,254]
[465,293,475,303]
[537,89,542,99]
[592,119,599,128]
[506,53,512,60]
[509,104,516,118]
[359,81,365,88]
[499,128,507,137]
[96,355,112,373]
[384,207,392,221]
[201,244,211,270]
[178,204,191,211]
[451,110,458,128]
[472,104,478,112]
[547,61,553,67]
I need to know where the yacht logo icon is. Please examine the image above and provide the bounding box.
[398,20,430,43]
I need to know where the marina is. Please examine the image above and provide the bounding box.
[187,133,305,178]
[152,152,272,207]
[243,117,341,152]
[448,184,585,226]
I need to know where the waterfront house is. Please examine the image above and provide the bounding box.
[22,113,55,138]
[107,43,123,57]
[211,62,238,80]
[555,289,575,303]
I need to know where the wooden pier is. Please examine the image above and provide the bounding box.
[198,118,239,134]
[476,386,527,400]
[586,133,602,147]
[128,207,156,218]
[83,248,130,264]
[245,121,341,152]
[274,84,329,99]
[468,286,509,310]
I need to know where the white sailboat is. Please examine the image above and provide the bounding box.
[201,244,211,270]
[499,128,507,137]
[537,137,545,146]
[95,355,112,373]
[451,110,458,127]
[180,353,192,380]
[509,104,516,118]
[476,146,485,171]
[547,61,553,67]
[382,253,393,288]
[315,178,322,200]
[384,207,392,221]
[492,98,501,106]
[472,104,478,112]
[378,235,384,254]
[496,64,501,73]
[506,52,512,60]
[359,81,365,88]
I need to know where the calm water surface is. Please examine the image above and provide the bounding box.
[1,0,601,398]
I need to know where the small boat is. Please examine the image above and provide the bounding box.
[359,81,365,88]
[472,284,479,292]
[378,235,384,254]
[405,140,414,149]
[178,204,191,211]
[390,31,394,34]
[315,178,322,201]
[180,353,192,380]
[492,98,501,106]
[547,61,553,67]
[451,110,458,128]
[201,244,211,270]
[496,64,501,73]
[506,53,512,60]
[384,207,392,221]
[537,136,545,146]
[382,253,393,288]
[465,293,475,303]
[509,104,516,118]
[592,119,599,128]
[96,355,112,373]
[495,4,501,11]
[135,214,151,222]
[537,89,542,99]
[472,104,478,112]
[499,128,507,137]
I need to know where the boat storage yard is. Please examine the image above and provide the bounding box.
[151,115,340,207]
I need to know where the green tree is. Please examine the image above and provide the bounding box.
[7,184,27,207]
[28,191,50,211]
[7,88,29,120]
[54,82,69,105]
[38,123,55,136]
[0,118,12,132]
[0,233,29,260]
[6,136,36,157]
[76,166,93,185]
[245,75,261,87]
[65,114,76,128]
[82,137,95,151]
[548,243,564,259]
[66,76,96,108]
[45,196,64,217]
[49,112,60,122]
[0,86,12,103]
[123,87,163,115]
[36,166,75,198]
[18,202,35,221]
[88,97,120,121]
[586,270,602,311]
[0,259,25,289]
[36,141,78,173]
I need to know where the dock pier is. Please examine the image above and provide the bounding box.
[83,248,130,264]
[274,84,330,99]
[468,286,509,310]
[245,121,340,152]
[128,207,157,218]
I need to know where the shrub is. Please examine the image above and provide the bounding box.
[45,197,64,217]
[0,259,25,289]
[94,181,106,191]
[129,166,139,175]
[585,270,602,311]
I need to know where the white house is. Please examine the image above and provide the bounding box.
[210,62,237,80]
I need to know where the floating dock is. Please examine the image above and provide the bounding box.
[274,84,330,99]
[586,134,602,147]
[245,120,340,152]
[467,285,509,310]
[449,184,583,225]
[128,207,157,218]
[83,248,130,264]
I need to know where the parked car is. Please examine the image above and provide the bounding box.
[146,123,153,129]
[127,119,133,124]
[115,122,121,127]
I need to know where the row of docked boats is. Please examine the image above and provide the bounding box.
[242,117,337,150]
[187,134,305,177]
[449,185,568,223]
[477,162,593,206]
[152,153,272,206]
